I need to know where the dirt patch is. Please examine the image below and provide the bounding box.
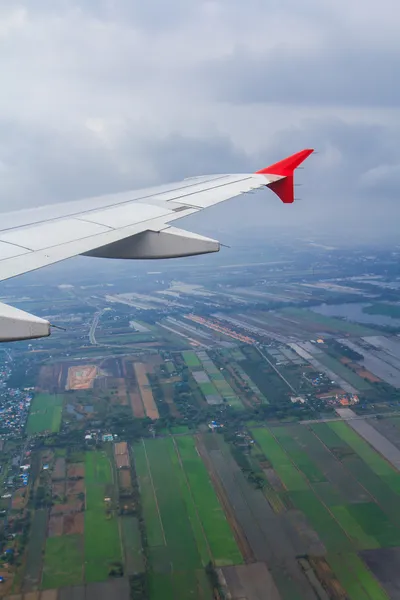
[59,586,85,600]
[67,463,84,479]
[24,593,40,600]
[48,515,64,537]
[37,364,63,392]
[53,458,66,480]
[118,470,132,489]
[63,512,84,535]
[66,365,98,390]
[66,479,85,495]
[52,481,65,500]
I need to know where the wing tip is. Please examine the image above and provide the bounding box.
[256,148,314,176]
[256,148,314,204]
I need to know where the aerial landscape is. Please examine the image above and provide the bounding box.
[0,237,400,599]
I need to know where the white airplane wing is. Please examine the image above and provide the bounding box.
[0,149,313,341]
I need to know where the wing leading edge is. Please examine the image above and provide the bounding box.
[0,148,313,341]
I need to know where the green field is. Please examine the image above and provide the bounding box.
[26,394,63,434]
[84,451,122,582]
[42,535,83,589]
[251,428,309,490]
[133,436,240,599]
[182,351,201,367]
[327,553,388,600]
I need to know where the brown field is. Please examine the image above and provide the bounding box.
[220,563,281,600]
[116,455,130,469]
[63,512,84,535]
[51,501,83,515]
[67,464,84,479]
[52,481,65,500]
[24,593,40,600]
[12,488,27,510]
[37,364,63,392]
[66,479,85,495]
[355,368,382,382]
[66,365,98,390]
[115,442,128,455]
[116,379,128,405]
[48,515,63,537]
[128,392,145,418]
[41,591,58,600]
[118,470,132,489]
[133,363,159,420]
[52,458,66,480]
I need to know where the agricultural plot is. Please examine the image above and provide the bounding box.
[42,534,83,589]
[252,423,399,598]
[26,394,63,434]
[84,451,122,583]
[316,353,372,391]
[282,307,377,336]
[182,351,201,367]
[133,436,241,599]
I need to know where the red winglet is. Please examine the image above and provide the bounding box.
[256,148,314,203]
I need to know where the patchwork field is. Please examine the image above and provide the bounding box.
[26,394,64,434]
[66,366,98,390]
[251,420,400,599]
[132,436,242,599]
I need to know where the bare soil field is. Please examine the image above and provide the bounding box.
[85,578,130,600]
[59,586,85,600]
[41,591,58,600]
[355,367,381,382]
[115,442,128,455]
[51,501,83,515]
[67,464,84,479]
[37,364,63,392]
[118,470,132,489]
[52,459,66,480]
[129,391,145,418]
[12,488,27,510]
[220,563,281,600]
[116,455,130,469]
[198,434,319,600]
[133,363,159,419]
[48,515,63,537]
[52,481,65,500]
[66,366,97,390]
[66,479,84,496]
[63,512,84,535]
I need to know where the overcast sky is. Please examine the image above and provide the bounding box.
[1,1,399,239]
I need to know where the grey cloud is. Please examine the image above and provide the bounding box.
[0,0,399,243]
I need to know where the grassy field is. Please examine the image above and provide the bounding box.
[327,553,389,600]
[182,351,201,367]
[42,534,83,589]
[84,451,122,582]
[133,436,240,599]
[26,394,63,434]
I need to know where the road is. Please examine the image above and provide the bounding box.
[88,309,105,345]
[256,346,297,394]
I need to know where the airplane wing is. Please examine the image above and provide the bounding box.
[0,148,313,341]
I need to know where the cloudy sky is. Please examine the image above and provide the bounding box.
[1,1,399,239]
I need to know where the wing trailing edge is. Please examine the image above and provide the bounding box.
[257,148,314,204]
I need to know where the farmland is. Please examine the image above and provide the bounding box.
[251,421,400,598]
[26,394,63,434]
[133,435,241,599]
